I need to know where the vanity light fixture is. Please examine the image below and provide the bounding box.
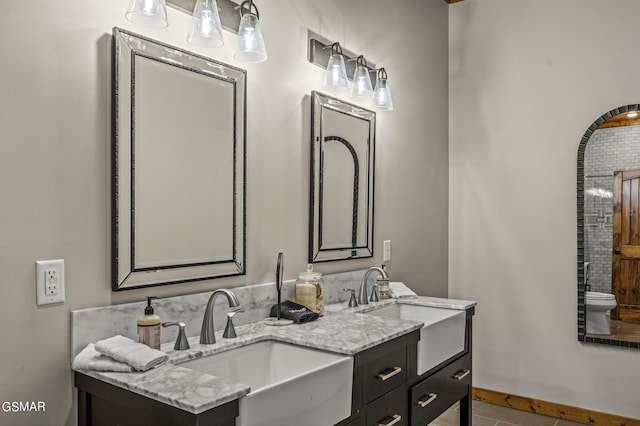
[187,0,224,47]
[350,56,374,104]
[373,68,394,111]
[127,0,269,62]
[322,43,349,93]
[309,36,392,110]
[233,0,267,62]
[125,0,168,28]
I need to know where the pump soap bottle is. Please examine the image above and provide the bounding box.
[376,264,391,299]
[138,296,161,350]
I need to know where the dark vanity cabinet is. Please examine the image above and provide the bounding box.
[338,307,474,426]
[74,306,473,426]
[409,352,472,425]
[74,373,238,426]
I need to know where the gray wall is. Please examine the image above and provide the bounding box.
[0,1,449,425]
[449,0,640,419]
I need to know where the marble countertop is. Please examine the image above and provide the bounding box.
[74,296,475,415]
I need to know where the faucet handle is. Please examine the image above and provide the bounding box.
[369,284,380,302]
[162,322,190,351]
[343,289,358,307]
[223,307,245,339]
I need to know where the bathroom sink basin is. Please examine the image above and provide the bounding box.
[179,340,353,426]
[362,304,466,375]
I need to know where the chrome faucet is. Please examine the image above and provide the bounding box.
[358,266,389,305]
[200,289,240,344]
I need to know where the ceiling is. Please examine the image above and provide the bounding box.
[598,111,640,129]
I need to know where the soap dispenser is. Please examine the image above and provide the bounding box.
[376,264,390,299]
[138,296,161,350]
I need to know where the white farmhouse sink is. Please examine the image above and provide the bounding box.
[363,304,466,375]
[179,340,353,426]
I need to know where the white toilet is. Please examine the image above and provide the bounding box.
[585,291,617,335]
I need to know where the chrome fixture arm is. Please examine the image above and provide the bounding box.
[358,266,389,305]
[200,289,240,344]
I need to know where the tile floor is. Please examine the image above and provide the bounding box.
[586,318,640,343]
[429,401,584,426]
[607,319,640,343]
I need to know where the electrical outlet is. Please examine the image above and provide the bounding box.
[383,240,391,261]
[36,259,65,305]
[45,269,58,295]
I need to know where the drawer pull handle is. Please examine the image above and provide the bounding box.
[417,392,438,408]
[453,369,470,381]
[377,414,402,426]
[376,366,402,381]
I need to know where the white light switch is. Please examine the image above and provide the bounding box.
[36,259,65,305]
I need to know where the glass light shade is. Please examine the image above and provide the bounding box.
[234,13,267,62]
[350,65,373,104]
[373,78,394,111]
[125,0,168,28]
[322,54,349,93]
[187,0,224,48]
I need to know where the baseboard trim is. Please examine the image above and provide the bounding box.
[472,387,639,425]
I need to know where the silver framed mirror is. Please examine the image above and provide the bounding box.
[309,91,375,263]
[112,28,246,290]
[577,103,640,349]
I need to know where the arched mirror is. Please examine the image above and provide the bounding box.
[578,104,640,348]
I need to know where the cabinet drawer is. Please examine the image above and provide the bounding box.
[363,345,408,404]
[410,355,471,425]
[366,387,407,426]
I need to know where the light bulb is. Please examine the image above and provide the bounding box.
[373,69,394,111]
[142,0,155,15]
[199,10,213,35]
[331,65,342,84]
[125,0,168,28]
[350,64,373,104]
[376,88,388,104]
[355,77,367,96]
[241,29,256,51]
[187,0,224,48]
[323,54,348,93]
[234,13,267,62]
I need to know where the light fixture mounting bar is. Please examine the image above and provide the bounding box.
[167,0,242,34]
[308,38,377,83]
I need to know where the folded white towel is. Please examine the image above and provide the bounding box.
[72,344,133,372]
[389,282,418,299]
[95,335,168,372]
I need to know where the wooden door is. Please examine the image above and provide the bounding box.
[611,170,640,323]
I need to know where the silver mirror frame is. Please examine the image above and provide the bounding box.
[577,103,640,349]
[309,91,376,263]
[112,28,246,290]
